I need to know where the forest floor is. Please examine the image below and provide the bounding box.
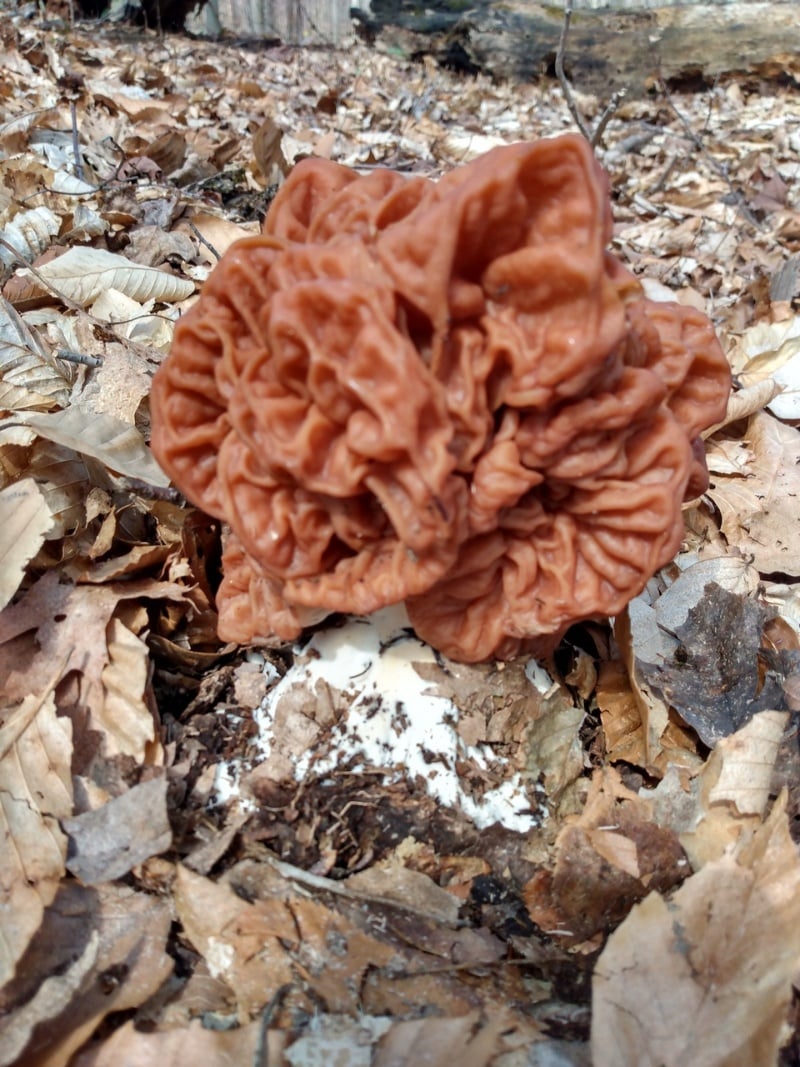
[1,5,800,1065]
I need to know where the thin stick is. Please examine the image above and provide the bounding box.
[556,0,625,149]
[70,101,84,182]
[555,0,592,142]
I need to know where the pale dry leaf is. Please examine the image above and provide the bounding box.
[0,405,170,485]
[730,314,800,420]
[0,882,173,1067]
[0,478,53,611]
[679,710,789,870]
[344,862,460,925]
[90,289,175,351]
[592,795,800,1067]
[703,378,784,435]
[706,709,788,817]
[706,411,800,575]
[63,774,171,884]
[524,695,585,806]
[181,212,259,262]
[0,932,100,1067]
[98,616,159,760]
[0,206,60,271]
[28,246,194,306]
[373,1010,513,1067]
[0,678,72,988]
[68,1018,285,1067]
[0,296,70,412]
[0,573,184,765]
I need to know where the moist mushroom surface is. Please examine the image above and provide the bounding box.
[150,134,731,662]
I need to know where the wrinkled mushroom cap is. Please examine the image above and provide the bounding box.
[150,134,731,662]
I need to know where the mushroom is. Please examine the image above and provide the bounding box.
[150,134,731,662]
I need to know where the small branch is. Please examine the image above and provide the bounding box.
[70,100,84,182]
[188,220,221,262]
[656,76,762,230]
[556,0,625,149]
[56,348,103,368]
[555,0,592,142]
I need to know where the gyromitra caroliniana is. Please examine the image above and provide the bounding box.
[150,134,730,662]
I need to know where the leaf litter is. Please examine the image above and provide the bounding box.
[0,3,799,1065]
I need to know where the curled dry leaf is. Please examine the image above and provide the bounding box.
[0,405,170,486]
[0,206,60,272]
[592,794,800,1067]
[28,246,195,307]
[706,412,800,576]
[0,295,71,412]
[0,477,53,611]
[63,774,172,885]
[0,882,173,1067]
[0,678,72,988]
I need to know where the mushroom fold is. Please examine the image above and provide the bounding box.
[150,134,731,662]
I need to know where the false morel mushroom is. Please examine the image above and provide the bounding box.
[150,134,731,662]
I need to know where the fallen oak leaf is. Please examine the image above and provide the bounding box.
[0,662,72,988]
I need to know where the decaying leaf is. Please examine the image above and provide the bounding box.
[0,677,72,988]
[0,406,169,486]
[523,768,688,946]
[26,246,195,307]
[707,412,800,576]
[643,583,797,747]
[0,206,60,272]
[63,774,172,885]
[0,477,53,611]
[0,882,173,1067]
[592,795,800,1067]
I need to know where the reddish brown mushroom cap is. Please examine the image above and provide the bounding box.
[150,134,731,662]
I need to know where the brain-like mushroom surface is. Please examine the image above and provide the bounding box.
[150,134,731,662]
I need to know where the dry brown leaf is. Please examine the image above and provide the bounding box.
[1,440,90,539]
[69,1018,285,1067]
[0,677,72,988]
[28,247,194,307]
[63,774,172,885]
[180,212,260,261]
[592,794,800,1067]
[0,572,185,763]
[373,1011,511,1067]
[0,477,53,611]
[523,768,688,945]
[174,864,398,1018]
[0,295,69,411]
[0,405,169,485]
[0,882,173,1067]
[707,411,800,576]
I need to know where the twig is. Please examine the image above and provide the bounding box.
[70,100,84,182]
[188,220,221,261]
[555,0,625,149]
[555,0,591,142]
[655,76,762,230]
[56,348,102,368]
